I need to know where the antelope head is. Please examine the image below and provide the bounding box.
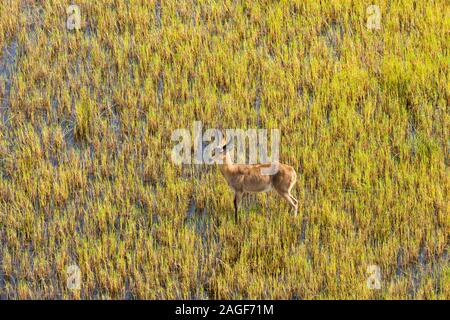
[213,136,234,164]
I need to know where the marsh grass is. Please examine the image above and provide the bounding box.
[0,0,448,299]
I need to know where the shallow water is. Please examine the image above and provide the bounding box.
[155,0,162,28]
[320,21,344,61]
[254,86,261,128]
[186,198,212,245]
[0,39,18,124]
[396,244,449,297]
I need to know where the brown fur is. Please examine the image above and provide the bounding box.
[216,145,298,221]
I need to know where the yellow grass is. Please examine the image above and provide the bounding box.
[0,0,448,299]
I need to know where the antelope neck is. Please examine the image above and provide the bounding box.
[218,153,235,174]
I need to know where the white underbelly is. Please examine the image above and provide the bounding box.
[246,184,272,193]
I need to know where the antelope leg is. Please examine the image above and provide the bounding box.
[280,193,298,216]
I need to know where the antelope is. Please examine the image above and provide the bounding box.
[214,137,298,221]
